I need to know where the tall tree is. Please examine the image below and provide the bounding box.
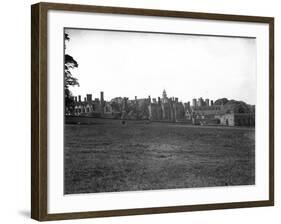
[64,33,79,114]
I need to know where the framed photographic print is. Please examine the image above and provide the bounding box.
[31,2,274,221]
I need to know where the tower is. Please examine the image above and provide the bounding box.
[162,89,168,103]
[162,89,167,98]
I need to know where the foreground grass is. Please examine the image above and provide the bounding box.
[64,123,255,194]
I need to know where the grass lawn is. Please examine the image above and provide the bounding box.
[64,122,255,194]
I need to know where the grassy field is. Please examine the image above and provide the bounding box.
[64,122,255,194]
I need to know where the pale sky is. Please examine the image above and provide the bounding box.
[65,28,256,105]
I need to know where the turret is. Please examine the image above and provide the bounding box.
[162,89,167,98]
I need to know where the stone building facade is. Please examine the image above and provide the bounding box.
[69,90,255,127]
[190,97,255,126]
[147,90,186,122]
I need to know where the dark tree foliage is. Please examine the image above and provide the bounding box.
[215,98,255,114]
[214,98,229,105]
[64,33,79,115]
[65,33,70,41]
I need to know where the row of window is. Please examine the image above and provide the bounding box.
[193,107,221,111]
[75,105,113,114]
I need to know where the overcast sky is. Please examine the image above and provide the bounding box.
[65,28,256,105]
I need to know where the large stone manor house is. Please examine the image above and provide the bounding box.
[69,90,255,127]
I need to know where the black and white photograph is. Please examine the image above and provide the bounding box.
[64,28,256,195]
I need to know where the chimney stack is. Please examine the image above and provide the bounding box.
[86,94,92,102]
[100,91,104,105]
[192,98,197,107]
[206,98,210,106]
[78,95,81,102]
[175,97,178,103]
[211,100,214,106]
[158,97,161,104]
[198,97,203,107]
